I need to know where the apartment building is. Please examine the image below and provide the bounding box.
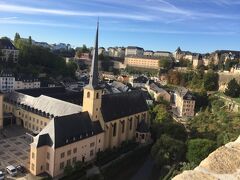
[125,56,160,69]
[0,38,19,63]
[154,51,172,57]
[175,87,195,117]
[145,82,171,102]
[144,50,154,57]
[125,46,144,56]
[15,77,41,90]
[0,70,15,92]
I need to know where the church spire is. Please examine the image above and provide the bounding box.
[88,21,99,89]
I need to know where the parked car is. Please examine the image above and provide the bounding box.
[0,171,4,180]
[16,165,27,173]
[6,165,17,177]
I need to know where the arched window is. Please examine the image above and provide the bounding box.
[87,92,90,98]
[113,123,117,137]
[96,92,99,99]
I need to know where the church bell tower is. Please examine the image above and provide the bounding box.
[82,21,103,122]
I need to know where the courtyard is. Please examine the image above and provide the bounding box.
[0,126,32,179]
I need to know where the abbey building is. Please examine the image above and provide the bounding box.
[1,23,150,178]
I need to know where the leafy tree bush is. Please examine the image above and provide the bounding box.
[13,37,76,78]
[186,138,216,165]
[225,78,240,98]
[203,71,219,91]
[152,122,187,142]
[151,134,186,166]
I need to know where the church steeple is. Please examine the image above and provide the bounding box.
[88,21,99,89]
[83,21,103,122]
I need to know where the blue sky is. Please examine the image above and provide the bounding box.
[0,0,240,53]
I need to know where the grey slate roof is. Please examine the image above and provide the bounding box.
[34,112,103,148]
[16,87,83,105]
[127,46,144,50]
[87,22,100,89]
[5,91,82,117]
[0,39,17,50]
[101,90,148,122]
[176,87,195,100]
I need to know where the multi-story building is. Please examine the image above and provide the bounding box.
[0,70,15,93]
[175,87,195,117]
[125,46,144,56]
[15,76,41,90]
[0,38,19,63]
[3,24,150,178]
[98,47,106,55]
[144,50,154,57]
[115,47,125,58]
[192,54,203,69]
[108,47,125,58]
[125,56,160,69]
[108,47,116,57]
[154,51,172,57]
[145,82,170,102]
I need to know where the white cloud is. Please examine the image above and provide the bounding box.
[0,18,237,36]
[0,3,153,21]
[0,16,18,20]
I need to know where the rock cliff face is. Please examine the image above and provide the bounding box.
[173,136,240,180]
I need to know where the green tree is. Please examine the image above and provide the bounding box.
[151,104,171,124]
[151,134,186,166]
[153,122,187,142]
[211,99,225,113]
[186,138,216,165]
[28,36,32,45]
[76,44,89,58]
[14,32,21,45]
[225,78,240,98]
[159,57,171,69]
[203,71,219,91]
[192,90,209,111]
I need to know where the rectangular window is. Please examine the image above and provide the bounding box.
[90,150,94,156]
[72,157,77,164]
[67,159,71,166]
[46,163,49,171]
[60,162,64,170]
[73,148,77,154]
[130,119,133,130]
[90,142,95,147]
[113,123,117,137]
[31,163,35,171]
[122,120,125,133]
[32,152,35,159]
[47,152,50,160]
[67,150,71,156]
[61,152,65,158]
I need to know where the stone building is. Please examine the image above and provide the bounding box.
[175,87,195,117]
[0,38,19,63]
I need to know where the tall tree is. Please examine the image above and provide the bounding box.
[203,71,219,91]
[14,33,21,45]
[28,36,32,45]
[225,78,240,98]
